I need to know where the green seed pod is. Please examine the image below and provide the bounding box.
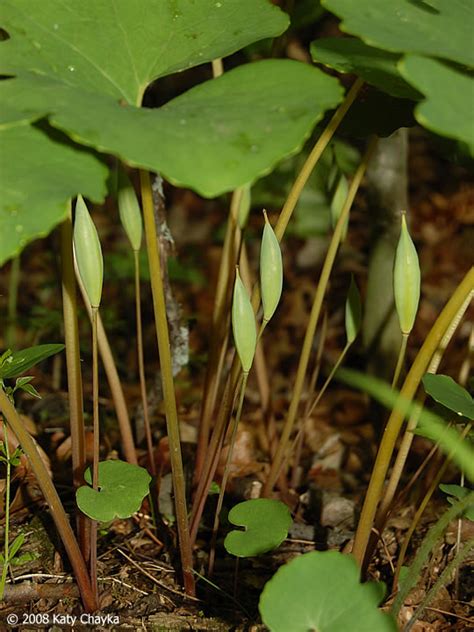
[394,213,420,335]
[73,195,103,308]
[345,275,362,345]
[260,211,283,323]
[237,184,251,230]
[330,172,349,242]
[117,170,142,251]
[232,268,256,373]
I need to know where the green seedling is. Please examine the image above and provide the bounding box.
[439,484,474,521]
[224,498,292,558]
[76,460,151,523]
[0,345,65,380]
[259,550,396,632]
[337,368,474,481]
[393,491,474,616]
[0,533,35,568]
[422,374,474,420]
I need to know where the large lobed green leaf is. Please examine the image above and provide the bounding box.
[0,0,345,263]
[318,1,474,148]
[1,0,289,105]
[399,56,474,154]
[311,37,420,100]
[321,0,473,66]
[259,551,396,632]
[1,61,343,197]
[0,122,108,265]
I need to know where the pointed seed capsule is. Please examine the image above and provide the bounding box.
[73,195,103,308]
[394,212,420,335]
[232,268,256,373]
[260,210,283,323]
[345,275,362,345]
[117,170,142,251]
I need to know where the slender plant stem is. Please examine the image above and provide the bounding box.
[6,255,20,350]
[208,372,249,576]
[59,212,88,555]
[392,420,472,591]
[352,267,474,568]
[60,214,86,482]
[190,369,241,545]
[212,58,224,77]
[190,78,363,538]
[194,188,243,484]
[307,343,351,419]
[74,261,137,465]
[0,419,12,598]
[291,311,328,488]
[392,491,474,616]
[88,307,100,602]
[392,333,408,389]
[375,293,472,533]
[263,136,378,496]
[273,78,364,243]
[404,536,474,632]
[134,249,155,475]
[0,388,97,612]
[139,169,194,596]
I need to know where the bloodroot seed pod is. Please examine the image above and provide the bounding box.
[74,195,103,308]
[117,170,142,252]
[394,212,420,335]
[345,275,362,345]
[260,211,283,323]
[232,268,256,373]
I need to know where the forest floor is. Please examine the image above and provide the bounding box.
[0,130,473,631]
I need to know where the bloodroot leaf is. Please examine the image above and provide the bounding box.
[76,460,151,522]
[224,498,292,557]
[259,551,397,632]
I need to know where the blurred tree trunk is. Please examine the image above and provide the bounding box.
[363,129,409,380]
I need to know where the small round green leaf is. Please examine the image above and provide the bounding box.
[422,373,474,420]
[76,460,151,522]
[224,498,292,557]
[260,212,283,323]
[393,213,420,335]
[345,275,362,345]
[259,551,397,632]
[73,195,103,308]
[232,269,257,373]
[117,169,142,251]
